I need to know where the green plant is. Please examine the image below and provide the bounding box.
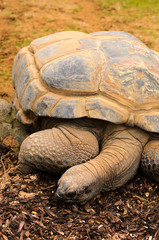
[16,38,31,48]
[0,71,11,81]
[66,23,81,31]
[14,21,21,27]
[72,5,83,14]
[98,0,159,14]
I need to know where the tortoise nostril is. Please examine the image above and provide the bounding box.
[55,190,64,200]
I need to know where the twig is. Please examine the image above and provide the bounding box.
[0,156,6,174]
[66,231,74,239]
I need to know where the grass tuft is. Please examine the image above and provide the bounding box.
[72,5,83,14]
[99,0,159,14]
[0,71,11,81]
[16,38,31,48]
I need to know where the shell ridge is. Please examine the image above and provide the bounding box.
[13,51,27,87]
[38,49,86,71]
[30,31,91,52]
[20,77,40,103]
[97,48,108,95]
[31,38,75,52]
[16,63,37,93]
[49,97,62,117]
[30,91,49,112]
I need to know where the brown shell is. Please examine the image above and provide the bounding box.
[12,31,159,133]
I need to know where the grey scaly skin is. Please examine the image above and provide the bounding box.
[18,118,158,204]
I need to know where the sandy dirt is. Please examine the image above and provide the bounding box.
[0,0,159,99]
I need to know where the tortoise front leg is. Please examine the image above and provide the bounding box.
[55,124,149,203]
[18,123,100,174]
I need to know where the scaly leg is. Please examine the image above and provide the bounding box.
[55,123,149,203]
[19,122,100,174]
[141,140,159,182]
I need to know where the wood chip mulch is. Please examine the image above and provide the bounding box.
[0,139,159,240]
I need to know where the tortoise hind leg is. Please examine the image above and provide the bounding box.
[141,140,159,182]
[18,123,99,174]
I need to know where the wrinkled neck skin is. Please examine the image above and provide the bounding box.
[150,132,159,140]
[36,116,159,143]
[36,117,107,144]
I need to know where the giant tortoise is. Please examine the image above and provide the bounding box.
[11,31,159,203]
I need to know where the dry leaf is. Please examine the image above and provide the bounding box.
[19,191,36,199]
[18,220,25,232]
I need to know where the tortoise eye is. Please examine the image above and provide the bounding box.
[66,191,76,198]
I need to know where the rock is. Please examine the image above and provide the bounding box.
[0,98,28,144]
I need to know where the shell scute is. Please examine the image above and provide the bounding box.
[50,98,86,118]
[78,38,99,50]
[135,114,159,133]
[14,54,28,90]
[17,67,32,100]
[34,39,81,70]
[32,93,59,116]
[99,37,159,104]
[13,47,38,101]
[91,31,140,41]
[12,47,28,87]
[16,64,40,102]
[41,52,100,93]
[30,31,90,52]
[86,97,129,123]
[21,79,46,112]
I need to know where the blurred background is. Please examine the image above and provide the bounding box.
[0,0,159,99]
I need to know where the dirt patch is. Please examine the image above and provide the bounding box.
[0,0,159,99]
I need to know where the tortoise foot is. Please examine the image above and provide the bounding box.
[19,162,36,174]
[55,163,101,204]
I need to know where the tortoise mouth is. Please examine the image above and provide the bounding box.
[55,179,97,204]
[55,189,78,203]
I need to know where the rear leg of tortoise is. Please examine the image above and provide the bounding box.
[141,140,159,182]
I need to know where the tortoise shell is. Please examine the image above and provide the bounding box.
[12,31,159,133]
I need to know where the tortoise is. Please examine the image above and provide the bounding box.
[12,31,159,204]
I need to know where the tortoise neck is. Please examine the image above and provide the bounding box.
[37,117,106,143]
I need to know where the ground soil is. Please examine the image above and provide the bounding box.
[0,0,159,239]
[0,138,159,240]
